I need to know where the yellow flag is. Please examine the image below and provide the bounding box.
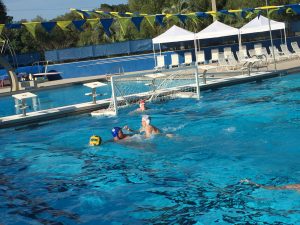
[165,14,180,24]
[111,12,120,17]
[187,14,198,24]
[0,24,4,36]
[23,22,39,38]
[87,18,99,29]
[57,21,72,31]
[165,14,174,19]
[118,17,131,35]
[258,6,278,10]
[145,15,156,28]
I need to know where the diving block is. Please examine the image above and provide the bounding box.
[83,82,107,104]
[12,92,37,116]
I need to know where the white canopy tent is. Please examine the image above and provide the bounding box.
[152,25,195,44]
[195,20,240,40]
[152,25,196,65]
[240,15,286,44]
[194,20,240,55]
[152,25,201,99]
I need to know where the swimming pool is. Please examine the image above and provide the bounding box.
[1,73,300,224]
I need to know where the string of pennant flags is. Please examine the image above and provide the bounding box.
[0,3,300,39]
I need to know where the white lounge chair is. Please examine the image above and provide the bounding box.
[260,47,273,65]
[291,42,300,54]
[197,51,205,65]
[248,49,256,58]
[169,53,180,68]
[280,44,299,59]
[249,46,269,70]
[239,46,250,60]
[256,47,274,69]
[274,47,289,61]
[154,55,165,71]
[223,47,232,60]
[254,44,263,56]
[236,51,249,63]
[227,53,246,70]
[262,47,272,58]
[210,49,219,63]
[217,52,232,71]
[182,52,193,66]
[262,47,281,63]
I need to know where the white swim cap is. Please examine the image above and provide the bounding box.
[142,115,150,125]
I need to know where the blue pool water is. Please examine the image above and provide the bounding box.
[1,74,300,224]
[0,84,110,117]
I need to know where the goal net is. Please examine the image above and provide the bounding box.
[91,66,200,116]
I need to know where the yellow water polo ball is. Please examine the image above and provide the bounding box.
[89,135,102,146]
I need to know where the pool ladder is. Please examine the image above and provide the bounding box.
[106,66,125,81]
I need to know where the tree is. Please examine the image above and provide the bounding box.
[128,0,169,14]
[0,0,8,23]
[162,0,191,14]
[99,4,130,12]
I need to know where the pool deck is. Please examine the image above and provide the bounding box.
[0,59,300,129]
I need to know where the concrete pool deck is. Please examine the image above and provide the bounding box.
[0,59,300,129]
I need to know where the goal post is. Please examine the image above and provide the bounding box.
[92,66,201,116]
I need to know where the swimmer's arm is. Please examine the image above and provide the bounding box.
[157,132,174,138]
[240,179,283,190]
[240,179,262,187]
[123,125,142,134]
[155,128,173,138]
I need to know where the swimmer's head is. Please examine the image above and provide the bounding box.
[139,100,146,107]
[111,127,122,138]
[142,115,150,125]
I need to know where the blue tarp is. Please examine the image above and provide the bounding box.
[56,46,94,61]
[45,39,154,62]
[4,52,42,67]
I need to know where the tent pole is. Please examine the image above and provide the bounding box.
[211,0,217,22]
[284,27,287,45]
[194,37,200,100]
[153,44,157,67]
[238,31,242,51]
[266,0,277,71]
[159,43,162,55]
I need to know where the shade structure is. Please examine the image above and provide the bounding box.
[240,15,286,71]
[151,25,200,100]
[239,15,285,34]
[152,25,195,44]
[195,20,239,39]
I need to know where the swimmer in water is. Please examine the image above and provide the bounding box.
[137,100,148,112]
[111,126,157,149]
[111,126,134,142]
[140,115,161,138]
[113,116,172,140]
[240,179,300,192]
